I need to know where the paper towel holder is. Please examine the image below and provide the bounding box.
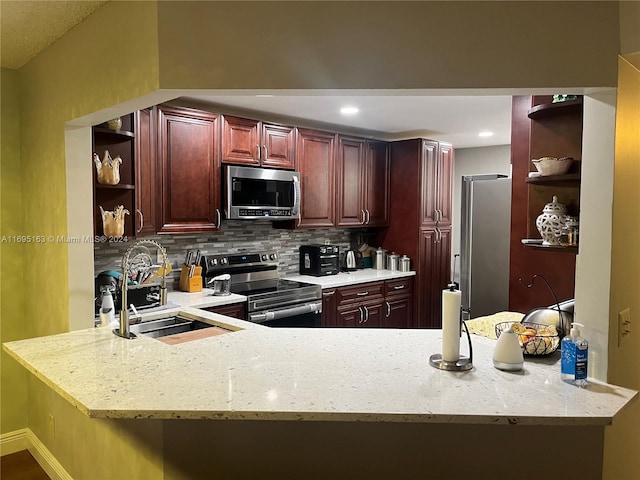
[429,319,474,372]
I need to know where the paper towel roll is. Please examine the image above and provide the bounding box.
[442,289,462,363]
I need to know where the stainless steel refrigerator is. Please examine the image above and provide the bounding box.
[460,174,511,320]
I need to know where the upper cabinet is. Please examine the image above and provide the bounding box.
[420,140,453,228]
[222,115,295,169]
[92,114,137,239]
[156,105,222,233]
[336,136,390,227]
[295,128,337,228]
[134,108,158,237]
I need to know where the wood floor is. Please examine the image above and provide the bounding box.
[1,450,50,480]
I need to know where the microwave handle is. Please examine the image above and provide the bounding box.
[292,175,301,218]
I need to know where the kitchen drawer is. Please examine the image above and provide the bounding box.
[203,302,246,320]
[336,282,384,306]
[385,277,413,298]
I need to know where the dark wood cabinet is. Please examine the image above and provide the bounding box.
[419,227,451,329]
[377,138,454,328]
[383,277,413,328]
[92,114,136,239]
[325,279,413,328]
[322,289,338,327]
[295,128,337,228]
[156,105,222,234]
[134,108,158,236]
[203,302,246,320]
[336,136,389,227]
[222,115,295,169]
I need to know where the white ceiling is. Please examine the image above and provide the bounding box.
[183,93,513,149]
[1,0,513,149]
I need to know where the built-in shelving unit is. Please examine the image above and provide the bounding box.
[527,99,582,119]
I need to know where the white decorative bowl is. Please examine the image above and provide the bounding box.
[532,157,573,176]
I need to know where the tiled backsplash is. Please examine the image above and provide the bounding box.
[94,220,356,289]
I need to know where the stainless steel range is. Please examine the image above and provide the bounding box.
[200,250,322,327]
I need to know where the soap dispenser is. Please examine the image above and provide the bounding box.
[561,322,588,386]
[493,326,524,371]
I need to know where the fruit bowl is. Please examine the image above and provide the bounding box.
[495,321,560,355]
[531,157,573,176]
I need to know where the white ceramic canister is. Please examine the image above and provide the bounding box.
[536,196,567,246]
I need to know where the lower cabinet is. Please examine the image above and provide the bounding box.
[203,303,246,320]
[322,278,414,328]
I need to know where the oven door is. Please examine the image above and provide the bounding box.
[248,301,322,328]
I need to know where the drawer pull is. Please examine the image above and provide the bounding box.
[393,285,405,290]
[356,292,369,297]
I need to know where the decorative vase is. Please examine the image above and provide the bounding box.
[93,150,122,185]
[106,117,122,131]
[100,205,130,238]
[536,196,567,246]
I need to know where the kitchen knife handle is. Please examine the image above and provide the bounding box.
[136,209,144,233]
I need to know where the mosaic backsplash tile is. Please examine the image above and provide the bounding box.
[94,220,358,290]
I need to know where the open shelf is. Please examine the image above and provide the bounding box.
[525,173,581,185]
[527,98,583,120]
[95,183,135,190]
[93,128,135,145]
[521,239,578,253]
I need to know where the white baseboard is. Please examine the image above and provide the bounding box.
[1,428,72,480]
[0,429,29,455]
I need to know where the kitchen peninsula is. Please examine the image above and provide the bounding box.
[4,299,636,479]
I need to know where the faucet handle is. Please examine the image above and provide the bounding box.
[129,304,142,324]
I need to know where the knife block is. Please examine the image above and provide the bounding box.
[178,265,203,293]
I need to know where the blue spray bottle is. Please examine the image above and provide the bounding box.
[561,322,588,386]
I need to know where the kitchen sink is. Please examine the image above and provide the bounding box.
[130,316,215,339]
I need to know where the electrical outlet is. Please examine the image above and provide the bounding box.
[324,239,331,245]
[48,413,56,438]
[618,308,632,346]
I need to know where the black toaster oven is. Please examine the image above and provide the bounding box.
[299,245,340,276]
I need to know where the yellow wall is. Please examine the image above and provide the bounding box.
[603,56,640,480]
[1,0,637,477]
[1,67,28,432]
[0,0,160,450]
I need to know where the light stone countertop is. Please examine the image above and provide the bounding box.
[4,309,637,426]
[285,269,416,288]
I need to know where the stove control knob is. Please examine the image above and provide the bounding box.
[209,258,217,267]
[269,253,276,260]
[261,254,267,261]
[220,257,227,265]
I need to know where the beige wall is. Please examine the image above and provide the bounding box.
[1,0,637,477]
[157,1,619,90]
[603,56,640,480]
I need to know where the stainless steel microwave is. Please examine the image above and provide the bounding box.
[224,165,301,220]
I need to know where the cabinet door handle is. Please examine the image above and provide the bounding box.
[136,209,144,233]
[363,305,369,323]
[358,306,364,324]
[256,144,261,160]
[356,292,369,297]
[262,145,267,159]
[365,209,370,224]
[360,209,366,224]
[216,209,221,228]
[386,301,391,317]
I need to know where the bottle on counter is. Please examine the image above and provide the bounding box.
[99,288,115,327]
[561,322,588,386]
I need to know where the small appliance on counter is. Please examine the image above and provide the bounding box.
[343,249,363,272]
[299,244,340,276]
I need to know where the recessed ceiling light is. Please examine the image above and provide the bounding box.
[478,131,494,137]
[340,106,359,115]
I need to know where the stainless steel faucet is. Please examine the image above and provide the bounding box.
[114,239,168,339]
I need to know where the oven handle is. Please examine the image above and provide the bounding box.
[249,301,322,324]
